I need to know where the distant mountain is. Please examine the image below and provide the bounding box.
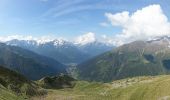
[0,43,66,80]
[76,41,114,57]
[5,39,114,64]
[77,36,170,82]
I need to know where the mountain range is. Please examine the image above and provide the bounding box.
[0,38,114,80]
[3,36,170,82]
[2,36,170,100]
[5,39,114,64]
[77,36,170,82]
[0,43,66,80]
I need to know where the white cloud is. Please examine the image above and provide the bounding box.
[105,4,170,46]
[74,32,96,45]
[74,32,116,46]
[0,34,115,46]
[0,35,65,44]
[100,35,118,45]
[100,22,110,27]
[105,11,130,26]
[0,35,35,42]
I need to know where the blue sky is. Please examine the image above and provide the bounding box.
[0,0,170,40]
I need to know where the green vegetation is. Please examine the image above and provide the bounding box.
[2,66,170,100]
[0,43,66,80]
[37,74,76,89]
[0,66,46,100]
[0,85,26,100]
[77,41,170,82]
[33,75,170,100]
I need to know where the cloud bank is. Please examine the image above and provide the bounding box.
[105,4,170,46]
[0,33,114,46]
[0,35,66,44]
[1,4,169,47]
[74,32,96,45]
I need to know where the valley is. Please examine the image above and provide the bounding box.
[0,1,170,100]
[5,39,113,64]
[2,36,170,100]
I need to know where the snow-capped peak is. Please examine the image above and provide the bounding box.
[52,38,70,46]
[2,34,115,48]
[147,35,170,43]
[146,35,170,48]
[36,39,53,45]
[0,35,69,46]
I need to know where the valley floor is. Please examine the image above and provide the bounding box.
[31,75,170,100]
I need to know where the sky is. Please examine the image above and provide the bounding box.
[0,0,170,45]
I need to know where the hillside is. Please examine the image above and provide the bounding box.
[37,74,76,89]
[0,43,66,80]
[2,65,170,100]
[0,87,25,100]
[77,37,170,82]
[0,66,46,100]
[33,75,170,100]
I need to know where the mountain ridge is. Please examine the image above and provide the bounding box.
[5,39,114,64]
[77,36,170,82]
[0,43,66,80]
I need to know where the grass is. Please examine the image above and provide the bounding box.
[0,85,27,100]
[0,66,47,100]
[2,74,170,100]
[32,75,170,100]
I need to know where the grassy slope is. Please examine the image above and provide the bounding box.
[77,41,170,82]
[0,66,46,100]
[0,85,26,100]
[33,75,170,100]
